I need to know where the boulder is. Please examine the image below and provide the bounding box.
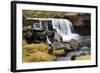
[52,49,65,56]
[64,44,72,51]
[69,39,78,50]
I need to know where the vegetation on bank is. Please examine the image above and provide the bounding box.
[22,40,91,63]
[75,55,91,60]
[23,10,65,18]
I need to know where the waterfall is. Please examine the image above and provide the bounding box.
[52,19,79,42]
[31,18,79,43]
[59,19,73,35]
[46,36,52,44]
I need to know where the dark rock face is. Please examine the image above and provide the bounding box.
[74,26,91,36]
[66,13,91,26]
[23,30,34,44]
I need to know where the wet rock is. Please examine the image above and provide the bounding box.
[69,39,78,50]
[71,55,76,60]
[51,41,65,49]
[50,41,66,56]
[77,36,91,48]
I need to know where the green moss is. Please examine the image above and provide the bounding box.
[52,49,65,56]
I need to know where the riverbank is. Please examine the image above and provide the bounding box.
[22,36,91,63]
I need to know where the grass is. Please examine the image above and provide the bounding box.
[75,55,91,60]
[22,43,49,53]
[22,43,56,63]
[22,51,56,63]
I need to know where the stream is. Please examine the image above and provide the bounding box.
[57,36,91,61]
[57,50,90,61]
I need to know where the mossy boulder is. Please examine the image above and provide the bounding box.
[64,44,72,51]
[52,49,65,56]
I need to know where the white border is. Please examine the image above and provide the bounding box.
[16,3,96,70]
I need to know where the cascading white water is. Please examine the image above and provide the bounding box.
[31,18,79,43]
[52,19,79,42]
[59,19,73,35]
